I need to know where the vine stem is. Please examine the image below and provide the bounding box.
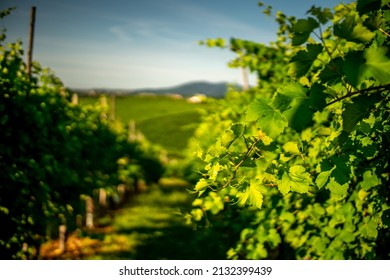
[220,137,262,189]
[325,84,390,107]
[379,28,390,38]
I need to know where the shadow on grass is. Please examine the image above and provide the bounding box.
[81,179,237,260]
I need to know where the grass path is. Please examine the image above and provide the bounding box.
[41,178,234,260]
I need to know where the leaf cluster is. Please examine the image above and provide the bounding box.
[187,0,390,259]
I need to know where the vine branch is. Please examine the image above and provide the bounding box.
[325,84,390,107]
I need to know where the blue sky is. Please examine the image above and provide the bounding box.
[0,0,352,89]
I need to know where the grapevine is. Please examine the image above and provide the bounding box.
[187,0,390,259]
[0,9,164,259]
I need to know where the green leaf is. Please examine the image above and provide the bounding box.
[237,179,264,209]
[282,141,300,154]
[342,95,378,133]
[308,6,333,24]
[319,57,343,84]
[334,16,375,43]
[382,209,390,227]
[274,84,315,131]
[308,83,327,110]
[204,192,224,214]
[0,206,9,215]
[220,129,235,147]
[246,99,288,139]
[291,17,319,46]
[326,177,349,196]
[360,218,378,239]
[357,0,382,15]
[342,51,366,87]
[364,46,390,84]
[278,165,312,195]
[339,230,355,243]
[194,178,209,196]
[292,17,319,33]
[331,157,351,185]
[289,44,323,77]
[360,170,381,190]
[316,169,333,189]
[231,123,245,138]
[201,38,226,48]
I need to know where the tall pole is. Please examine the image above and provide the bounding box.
[240,66,249,91]
[239,54,249,91]
[27,6,36,78]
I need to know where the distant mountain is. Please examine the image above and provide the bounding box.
[132,81,232,98]
[73,81,237,98]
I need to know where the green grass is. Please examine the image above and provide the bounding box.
[82,178,237,260]
[80,95,208,156]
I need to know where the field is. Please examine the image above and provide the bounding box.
[80,94,210,157]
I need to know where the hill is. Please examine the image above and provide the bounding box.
[132,81,230,98]
[73,81,238,98]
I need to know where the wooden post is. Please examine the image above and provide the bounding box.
[26,6,36,78]
[99,188,107,208]
[240,66,249,91]
[85,196,94,229]
[117,184,126,202]
[58,225,67,254]
[100,96,108,120]
[71,93,78,105]
[110,94,116,121]
[128,120,136,142]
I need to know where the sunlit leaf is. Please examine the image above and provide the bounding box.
[364,46,390,84]
[246,99,288,139]
[278,165,312,195]
[237,179,264,209]
[289,44,323,77]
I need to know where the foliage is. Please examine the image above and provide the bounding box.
[80,95,210,157]
[187,0,390,259]
[0,14,163,259]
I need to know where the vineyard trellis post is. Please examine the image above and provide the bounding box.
[110,94,116,121]
[26,6,36,79]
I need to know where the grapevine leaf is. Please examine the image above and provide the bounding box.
[220,129,235,147]
[360,170,381,190]
[237,179,264,209]
[315,169,333,189]
[274,84,314,131]
[342,95,378,133]
[201,38,226,48]
[382,209,390,227]
[291,17,319,46]
[282,142,300,154]
[319,57,343,84]
[194,178,209,196]
[339,230,355,243]
[289,44,323,77]
[204,193,224,214]
[364,46,390,84]
[326,177,349,196]
[246,99,288,139]
[342,51,365,87]
[0,206,9,215]
[360,218,379,239]
[308,83,327,110]
[334,16,375,43]
[308,6,333,24]
[278,172,292,196]
[331,157,351,185]
[231,123,245,138]
[357,0,382,15]
[278,165,311,195]
[292,17,319,33]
